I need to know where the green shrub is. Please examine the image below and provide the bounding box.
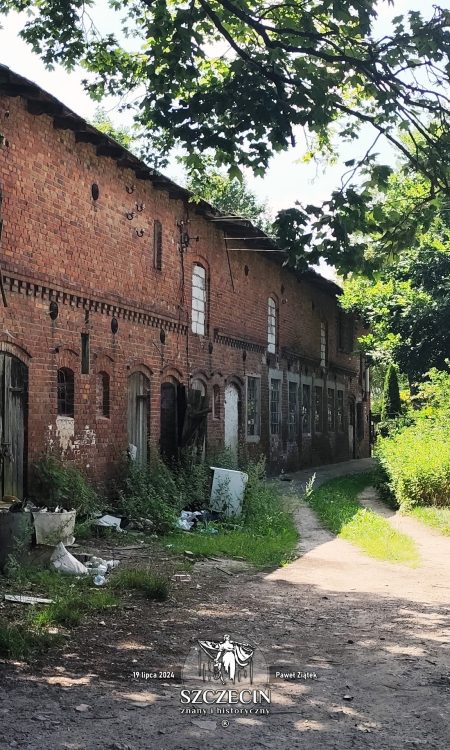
[376,368,450,509]
[381,364,402,421]
[29,456,100,515]
[0,619,60,660]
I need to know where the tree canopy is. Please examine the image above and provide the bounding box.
[2,1,450,270]
[185,158,271,229]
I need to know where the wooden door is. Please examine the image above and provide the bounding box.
[160,382,178,462]
[224,383,239,461]
[127,372,150,464]
[0,354,28,499]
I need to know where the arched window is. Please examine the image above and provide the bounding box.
[267,296,277,353]
[192,264,207,335]
[97,372,110,418]
[57,368,74,417]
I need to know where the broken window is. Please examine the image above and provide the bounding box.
[97,371,110,418]
[57,368,74,417]
[337,390,344,431]
[288,380,298,440]
[246,376,261,439]
[302,384,311,435]
[153,219,162,271]
[267,297,277,353]
[192,264,206,335]
[314,386,323,432]
[270,377,281,436]
[327,387,335,431]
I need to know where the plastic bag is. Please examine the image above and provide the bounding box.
[50,542,89,576]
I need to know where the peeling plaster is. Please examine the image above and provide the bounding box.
[56,416,75,452]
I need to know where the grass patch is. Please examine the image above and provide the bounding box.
[407,506,450,536]
[0,619,61,660]
[306,473,420,566]
[163,525,298,568]
[30,589,118,628]
[110,569,169,601]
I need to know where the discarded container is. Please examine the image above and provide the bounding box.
[209,467,248,517]
[4,594,54,605]
[33,510,76,546]
[94,575,106,586]
[0,511,33,571]
[94,514,122,530]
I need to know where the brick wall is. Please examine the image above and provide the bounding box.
[0,90,370,492]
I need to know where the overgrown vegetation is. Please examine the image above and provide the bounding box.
[29,456,100,515]
[164,457,298,568]
[376,369,450,510]
[306,473,419,566]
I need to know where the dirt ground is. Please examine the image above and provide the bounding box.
[1,458,450,750]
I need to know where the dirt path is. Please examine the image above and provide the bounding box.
[1,459,450,750]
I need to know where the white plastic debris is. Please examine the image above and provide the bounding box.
[171,573,192,582]
[50,542,89,576]
[93,575,106,586]
[4,594,54,604]
[176,510,203,531]
[94,514,122,530]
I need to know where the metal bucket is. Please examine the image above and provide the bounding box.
[0,511,33,571]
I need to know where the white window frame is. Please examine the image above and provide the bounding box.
[269,368,282,437]
[192,264,206,335]
[245,374,261,443]
[287,373,300,442]
[267,297,277,354]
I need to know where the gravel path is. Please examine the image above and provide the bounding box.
[1,458,449,750]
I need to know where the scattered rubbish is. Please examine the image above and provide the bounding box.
[171,573,192,582]
[184,550,194,557]
[176,510,203,531]
[50,542,89,576]
[94,575,107,586]
[210,467,248,517]
[95,514,122,530]
[126,517,154,532]
[4,594,54,605]
[343,694,354,701]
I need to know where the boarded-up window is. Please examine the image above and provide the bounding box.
[246,376,261,439]
[153,219,162,270]
[192,264,206,335]
[57,368,74,417]
[97,372,110,418]
[267,297,277,353]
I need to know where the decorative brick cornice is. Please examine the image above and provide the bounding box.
[2,271,187,334]
[214,328,266,354]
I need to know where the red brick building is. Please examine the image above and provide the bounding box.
[0,65,370,498]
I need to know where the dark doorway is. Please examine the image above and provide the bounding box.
[0,354,28,498]
[160,382,179,462]
[127,372,150,464]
